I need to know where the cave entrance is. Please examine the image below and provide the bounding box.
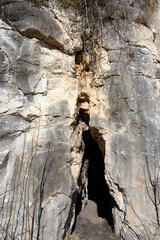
[82,129,115,229]
[72,129,116,238]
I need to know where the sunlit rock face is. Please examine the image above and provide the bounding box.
[0,0,160,239]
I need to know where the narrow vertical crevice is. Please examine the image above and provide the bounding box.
[71,93,117,238]
[82,129,116,230]
[72,128,116,235]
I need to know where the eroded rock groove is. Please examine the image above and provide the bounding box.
[72,128,116,239]
[71,93,116,238]
[83,130,116,229]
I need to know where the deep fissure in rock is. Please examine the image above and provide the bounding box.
[73,127,116,233]
[83,130,115,229]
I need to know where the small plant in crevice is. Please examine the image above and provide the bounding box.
[26,0,49,8]
[57,0,80,9]
[114,234,121,240]
[67,235,77,240]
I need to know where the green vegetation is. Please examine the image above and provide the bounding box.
[26,0,48,8]
[114,234,121,240]
[58,0,80,10]
[68,235,77,240]
[62,0,77,6]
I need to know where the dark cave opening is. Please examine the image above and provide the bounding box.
[72,129,116,233]
[83,130,116,229]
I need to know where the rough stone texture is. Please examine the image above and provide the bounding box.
[73,200,114,240]
[0,0,160,240]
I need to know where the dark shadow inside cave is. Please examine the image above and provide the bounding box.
[83,130,116,229]
[72,129,116,234]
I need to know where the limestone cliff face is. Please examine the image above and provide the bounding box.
[0,0,160,239]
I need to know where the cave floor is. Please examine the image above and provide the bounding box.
[72,200,115,240]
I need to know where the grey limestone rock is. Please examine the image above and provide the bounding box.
[0,0,160,240]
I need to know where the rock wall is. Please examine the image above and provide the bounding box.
[0,0,160,239]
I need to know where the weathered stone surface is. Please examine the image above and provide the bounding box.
[1,0,74,53]
[73,200,114,240]
[0,0,160,240]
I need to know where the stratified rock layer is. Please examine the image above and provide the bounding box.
[0,0,160,240]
